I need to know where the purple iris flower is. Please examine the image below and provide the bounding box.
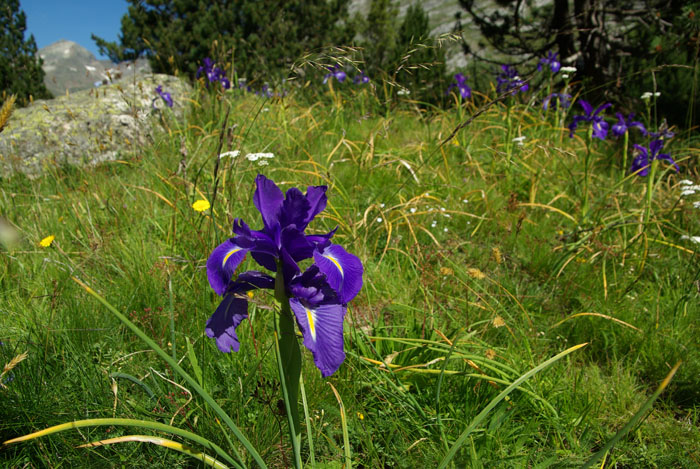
[323,65,347,84]
[538,51,561,74]
[196,58,231,90]
[542,92,571,111]
[630,140,679,176]
[153,85,173,108]
[496,65,529,95]
[446,73,472,99]
[611,113,646,138]
[353,71,370,85]
[206,175,363,376]
[649,120,675,140]
[568,100,612,140]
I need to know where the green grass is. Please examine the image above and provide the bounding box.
[1,78,699,468]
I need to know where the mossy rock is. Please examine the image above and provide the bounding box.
[0,73,191,178]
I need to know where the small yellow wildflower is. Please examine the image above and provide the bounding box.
[247,291,254,299]
[39,235,55,248]
[357,412,364,420]
[192,199,211,212]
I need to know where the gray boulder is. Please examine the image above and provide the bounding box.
[0,73,191,178]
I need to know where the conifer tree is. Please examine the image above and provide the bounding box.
[92,0,354,82]
[358,0,398,77]
[0,0,52,106]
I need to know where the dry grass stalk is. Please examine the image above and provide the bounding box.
[1,351,28,389]
[0,94,17,134]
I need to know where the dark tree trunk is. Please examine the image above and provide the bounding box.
[551,0,575,60]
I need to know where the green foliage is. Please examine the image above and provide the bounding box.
[92,0,355,82]
[620,2,700,130]
[0,0,52,105]
[456,0,700,128]
[357,0,399,77]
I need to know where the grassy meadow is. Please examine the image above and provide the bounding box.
[1,71,699,468]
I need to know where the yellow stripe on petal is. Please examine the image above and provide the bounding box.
[306,308,317,341]
[324,254,344,277]
[222,247,242,268]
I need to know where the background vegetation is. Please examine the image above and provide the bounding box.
[2,62,700,465]
[0,0,52,106]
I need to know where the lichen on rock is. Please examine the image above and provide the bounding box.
[0,73,191,178]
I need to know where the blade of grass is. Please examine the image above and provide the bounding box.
[299,374,316,468]
[328,382,352,469]
[71,276,266,469]
[108,372,156,401]
[2,417,240,469]
[436,330,462,452]
[77,434,228,469]
[438,343,588,469]
[581,361,682,469]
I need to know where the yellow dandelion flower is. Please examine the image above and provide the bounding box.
[357,412,364,420]
[192,199,211,212]
[39,235,55,248]
[247,291,254,299]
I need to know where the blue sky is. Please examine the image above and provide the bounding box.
[21,0,129,60]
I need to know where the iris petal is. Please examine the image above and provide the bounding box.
[206,294,249,353]
[207,239,248,296]
[314,244,363,304]
[290,299,346,377]
[304,185,328,229]
[279,187,311,228]
[254,174,284,231]
[656,153,679,172]
[578,99,593,116]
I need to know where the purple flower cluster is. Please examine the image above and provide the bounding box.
[206,175,363,377]
[322,66,370,86]
[153,85,173,109]
[323,65,347,84]
[566,100,679,175]
[197,58,231,90]
[538,51,561,74]
[446,73,471,99]
[353,70,370,85]
[497,65,529,95]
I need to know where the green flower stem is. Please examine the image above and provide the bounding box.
[274,261,303,469]
[643,158,659,230]
[621,131,629,178]
[582,127,593,219]
[505,102,513,172]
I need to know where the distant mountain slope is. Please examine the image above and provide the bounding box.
[39,40,150,96]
